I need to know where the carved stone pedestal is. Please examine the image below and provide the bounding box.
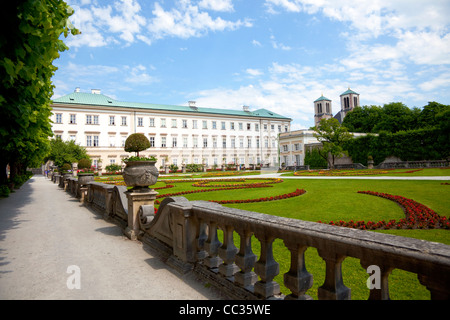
[124,188,158,240]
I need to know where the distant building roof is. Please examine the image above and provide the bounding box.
[52,91,292,121]
[314,95,332,102]
[340,88,359,96]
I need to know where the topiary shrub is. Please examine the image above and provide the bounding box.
[78,158,92,170]
[61,163,72,172]
[124,133,151,158]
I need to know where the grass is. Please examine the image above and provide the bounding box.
[101,172,450,299]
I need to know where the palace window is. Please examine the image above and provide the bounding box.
[55,113,62,124]
[70,114,76,124]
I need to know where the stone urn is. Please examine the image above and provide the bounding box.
[78,173,94,185]
[123,161,159,189]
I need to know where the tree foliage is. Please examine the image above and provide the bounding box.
[124,133,151,157]
[342,102,449,133]
[313,118,354,169]
[45,138,90,168]
[0,0,79,184]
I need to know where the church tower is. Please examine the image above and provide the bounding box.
[314,94,332,127]
[339,88,360,121]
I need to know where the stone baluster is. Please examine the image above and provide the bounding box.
[234,230,258,290]
[317,251,351,300]
[283,242,313,300]
[254,234,280,298]
[196,220,208,261]
[218,225,239,278]
[203,221,222,269]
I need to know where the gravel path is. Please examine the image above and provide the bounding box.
[0,176,223,300]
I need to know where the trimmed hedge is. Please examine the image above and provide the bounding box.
[344,127,450,166]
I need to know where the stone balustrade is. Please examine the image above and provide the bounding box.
[57,176,450,300]
[377,160,449,169]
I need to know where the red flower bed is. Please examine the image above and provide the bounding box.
[210,188,306,204]
[154,178,305,206]
[319,191,449,230]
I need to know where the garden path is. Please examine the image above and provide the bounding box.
[0,175,224,300]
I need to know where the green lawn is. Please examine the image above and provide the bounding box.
[106,172,450,299]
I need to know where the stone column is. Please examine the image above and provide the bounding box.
[125,188,158,240]
[72,163,78,177]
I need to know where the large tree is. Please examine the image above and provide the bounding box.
[0,0,79,184]
[313,118,354,169]
[45,138,90,168]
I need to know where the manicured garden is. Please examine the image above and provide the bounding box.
[94,169,450,299]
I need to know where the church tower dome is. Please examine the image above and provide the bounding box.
[339,88,360,120]
[314,94,332,127]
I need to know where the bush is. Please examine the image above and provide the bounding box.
[186,163,202,172]
[0,185,10,197]
[304,148,328,168]
[61,163,72,172]
[78,158,92,169]
[105,163,122,173]
[124,133,151,157]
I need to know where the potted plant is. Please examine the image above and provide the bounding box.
[77,158,95,184]
[122,133,159,189]
[61,163,72,177]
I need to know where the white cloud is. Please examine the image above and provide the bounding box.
[419,73,450,92]
[270,35,291,51]
[198,0,234,12]
[67,0,147,47]
[66,6,107,47]
[246,68,263,77]
[148,2,252,40]
[252,40,262,47]
[125,65,158,85]
[265,0,450,65]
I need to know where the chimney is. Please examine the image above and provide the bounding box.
[74,87,80,93]
[91,89,101,94]
[243,105,250,112]
[188,101,198,110]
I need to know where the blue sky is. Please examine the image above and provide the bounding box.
[53,0,450,129]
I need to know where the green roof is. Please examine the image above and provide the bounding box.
[340,88,359,96]
[314,95,331,102]
[52,92,291,120]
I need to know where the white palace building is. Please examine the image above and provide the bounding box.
[50,88,292,170]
